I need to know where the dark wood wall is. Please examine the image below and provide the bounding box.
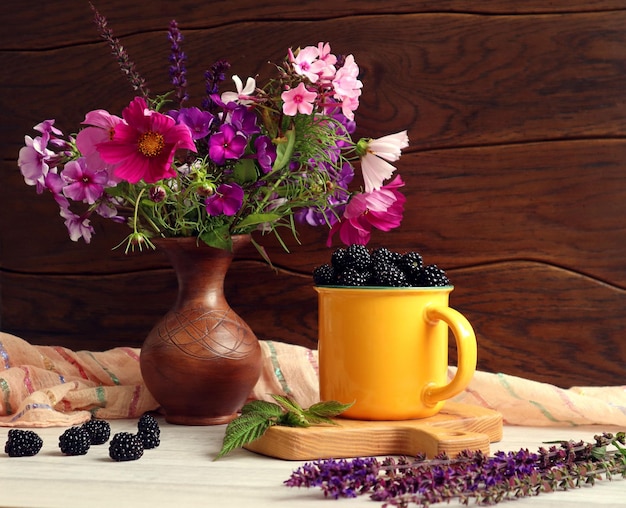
[2,1,625,388]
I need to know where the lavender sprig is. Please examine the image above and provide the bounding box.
[167,20,188,107]
[90,3,150,99]
[284,432,626,507]
[202,59,231,113]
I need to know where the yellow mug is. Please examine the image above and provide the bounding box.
[316,286,476,420]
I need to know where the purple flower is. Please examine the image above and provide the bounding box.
[230,106,260,136]
[205,183,244,216]
[169,107,213,140]
[203,60,231,112]
[60,207,95,243]
[18,134,53,191]
[61,158,108,204]
[254,136,277,174]
[167,20,188,106]
[208,124,247,165]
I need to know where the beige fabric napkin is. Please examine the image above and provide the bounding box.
[1,332,624,427]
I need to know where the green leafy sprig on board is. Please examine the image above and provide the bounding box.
[216,395,353,459]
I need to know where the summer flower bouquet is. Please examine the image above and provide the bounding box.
[17,7,409,256]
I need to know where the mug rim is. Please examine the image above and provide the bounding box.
[314,284,454,291]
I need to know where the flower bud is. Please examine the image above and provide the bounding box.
[149,185,167,202]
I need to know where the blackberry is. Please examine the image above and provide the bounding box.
[4,429,43,457]
[343,244,371,272]
[59,426,91,456]
[370,246,398,267]
[137,413,161,450]
[372,265,409,287]
[337,268,370,287]
[330,248,347,271]
[109,432,144,461]
[415,264,451,287]
[138,413,160,434]
[82,419,111,445]
[397,251,424,283]
[313,264,336,285]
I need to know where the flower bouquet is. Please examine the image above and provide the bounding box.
[18,6,409,256]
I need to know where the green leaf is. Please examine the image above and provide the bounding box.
[278,411,311,428]
[240,399,284,418]
[200,226,232,250]
[271,394,305,414]
[215,413,274,459]
[232,158,259,184]
[235,212,281,230]
[306,400,355,418]
[272,129,296,170]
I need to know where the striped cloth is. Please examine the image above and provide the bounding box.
[1,332,625,427]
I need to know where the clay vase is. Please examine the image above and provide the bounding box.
[140,235,262,425]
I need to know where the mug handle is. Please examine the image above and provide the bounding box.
[422,305,477,407]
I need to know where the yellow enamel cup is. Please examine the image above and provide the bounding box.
[316,286,476,420]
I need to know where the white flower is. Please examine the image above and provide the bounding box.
[221,75,256,105]
[359,131,409,192]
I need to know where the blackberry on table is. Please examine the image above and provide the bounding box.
[313,264,336,285]
[82,419,111,445]
[415,264,451,287]
[109,432,144,461]
[337,268,370,287]
[4,429,43,457]
[59,426,91,456]
[137,413,161,449]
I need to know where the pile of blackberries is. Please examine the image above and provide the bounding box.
[313,244,451,288]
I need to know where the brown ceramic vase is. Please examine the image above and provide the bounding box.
[140,235,262,425]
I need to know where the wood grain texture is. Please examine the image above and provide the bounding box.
[244,402,503,460]
[1,2,625,388]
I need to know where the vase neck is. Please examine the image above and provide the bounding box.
[156,236,249,310]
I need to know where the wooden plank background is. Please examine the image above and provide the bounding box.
[1,0,625,387]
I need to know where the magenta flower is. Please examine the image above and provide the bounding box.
[96,97,196,184]
[61,158,109,204]
[208,124,247,165]
[281,82,317,116]
[327,175,406,246]
[254,136,277,173]
[205,183,244,216]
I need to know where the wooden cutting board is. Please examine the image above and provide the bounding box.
[244,402,502,460]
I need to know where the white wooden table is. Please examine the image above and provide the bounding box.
[1,420,624,508]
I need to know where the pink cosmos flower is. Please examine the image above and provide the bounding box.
[281,82,318,116]
[205,183,245,216]
[61,158,109,204]
[358,130,409,192]
[327,175,406,246]
[95,97,196,184]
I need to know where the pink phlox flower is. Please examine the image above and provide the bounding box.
[326,175,405,247]
[95,97,196,184]
[60,207,95,243]
[281,82,318,116]
[18,134,54,191]
[34,119,63,137]
[359,130,409,192]
[208,124,247,165]
[221,75,257,106]
[61,158,109,204]
[290,46,325,83]
[204,183,244,216]
[332,54,362,101]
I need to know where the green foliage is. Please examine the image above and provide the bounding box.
[215,395,354,459]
